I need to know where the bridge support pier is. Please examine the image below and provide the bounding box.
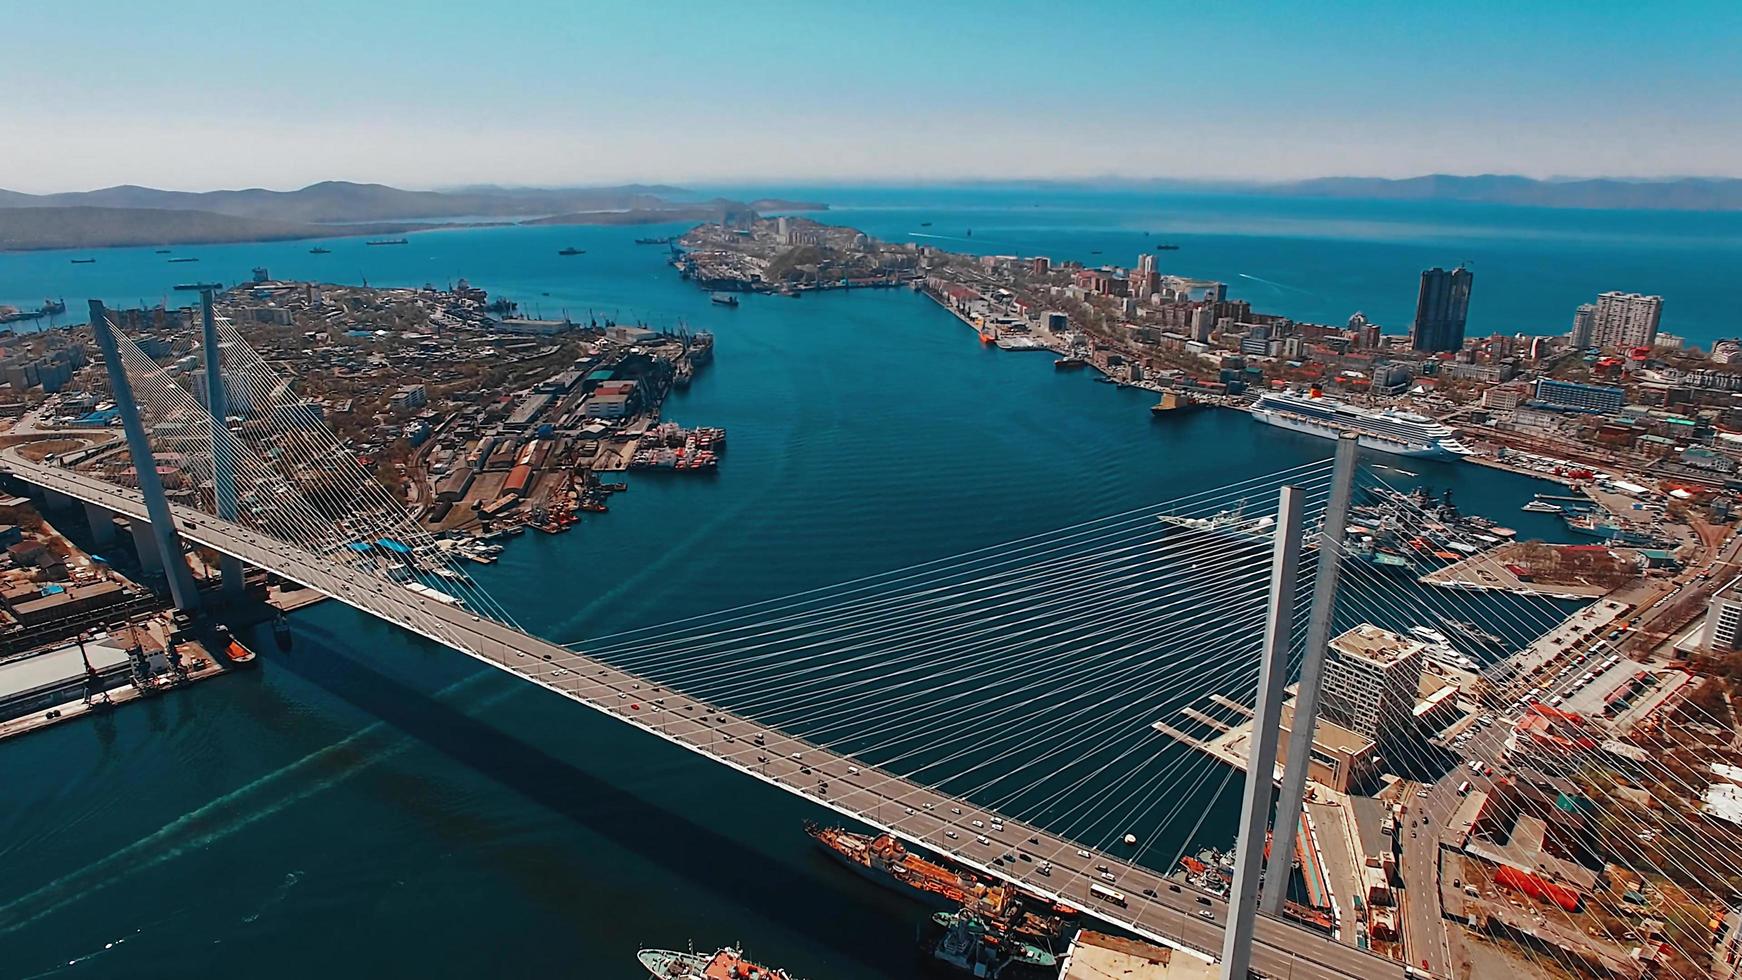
[1220,485,1304,980]
[43,487,76,512]
[83,501,117,548]
[128,518,164,575]
[1263,433,1357,914]
[90,299,201,612]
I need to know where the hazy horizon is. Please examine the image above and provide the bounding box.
[5,0,1739,193]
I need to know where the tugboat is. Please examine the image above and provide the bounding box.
[557,246,585,256]
[213,624,257,666]
[637,945,796,979]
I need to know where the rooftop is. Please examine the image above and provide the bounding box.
[1329,623,1425,668]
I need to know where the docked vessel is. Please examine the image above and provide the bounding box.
[1440,617,1504,647]
[920,910,1056,978]
[1521,500,1562,513]
[710,292,740,307]
[1052,355,1087,370]
[214,625,257,666]
[638,946,795,980]
[1157,500,1276,545]
[1249,390,1471,458]
[807,822,980,909]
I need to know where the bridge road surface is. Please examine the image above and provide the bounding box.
[6,454,1405,980]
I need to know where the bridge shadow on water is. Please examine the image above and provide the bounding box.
[268,617,916,975]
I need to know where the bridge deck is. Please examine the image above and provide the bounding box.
[5,454,1401,980]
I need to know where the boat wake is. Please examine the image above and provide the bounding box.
[1237,272,1319,297]
[0,671,508,937]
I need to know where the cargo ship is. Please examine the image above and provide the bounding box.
[366,238,409,246]
[1052,355,1087,370]
[308,247,331,254]
[167,256,199,263]
[557,247,585,255]
[634,236,676,245]
[1249,389,1472,459]
[919,911,1057,978]
[806,822,978,909]
[637,946,795,980]
[70,258,97,264]
[807,824,1067,943]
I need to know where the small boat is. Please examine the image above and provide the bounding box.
[366,238,408,246]
[214,625,257,666]
[1155,243,1180,250]
[70,258,97,264]
[167,256,199,263]
[153,249,171,254]
[710,292,740,307]
[1090,249,1102,255]
[919,221,932,227]
[1521,500,1562,514]
[964,228,972,237]
[557,247,585,256]
[308,246,331,254]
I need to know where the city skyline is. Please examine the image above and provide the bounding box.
[4,0,1740,192]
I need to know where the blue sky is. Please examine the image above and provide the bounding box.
[4,0,1739,191]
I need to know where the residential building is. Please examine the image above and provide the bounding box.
[1704,580,1742,651]
[1591,291,1662,349]
[1320,624,1425,744]
[1409,267,1472,353]
[1570,303,1596,349]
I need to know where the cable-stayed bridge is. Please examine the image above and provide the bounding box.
[20,297,1661,979]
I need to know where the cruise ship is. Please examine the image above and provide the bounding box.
[1249,390,1472,459]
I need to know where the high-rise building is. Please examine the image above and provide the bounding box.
[1570,303,1596,349]
[1320,624,1424,744]
[1590,292,1663,349]
[1704,580,1742,651]
[1132,253,1159,301]
[1409,267,1472,353]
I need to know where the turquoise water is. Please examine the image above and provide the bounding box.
[5,186,1742,344]
[0,191,1651,978]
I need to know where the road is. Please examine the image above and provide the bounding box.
[4,452,1408,980]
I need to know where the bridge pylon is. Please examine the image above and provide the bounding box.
[177,283,246,601]
[1262,432,1357,912]
[89,299,202,612]
[1220,484,1304,980]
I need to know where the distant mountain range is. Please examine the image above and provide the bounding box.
[0,181,827,250]
[1258,174,1742,211]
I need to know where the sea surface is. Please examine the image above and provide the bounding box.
[0,189,1690,978]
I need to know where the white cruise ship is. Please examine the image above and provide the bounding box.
[1249,390,1472,459]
